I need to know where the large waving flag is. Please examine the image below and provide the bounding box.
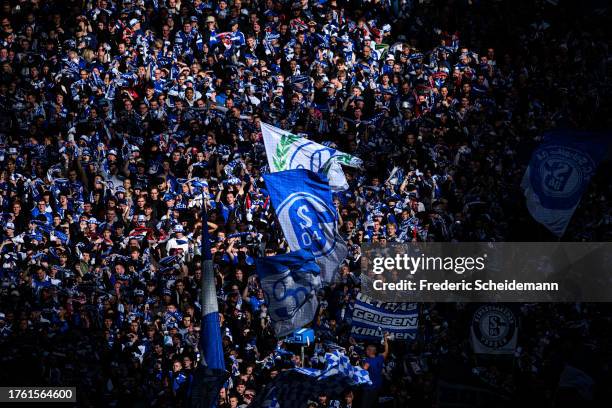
[253,351,371,408]
[521,131,608,237]
[255,249,321,337]
[261,122,362,191]
[264,169,348,283]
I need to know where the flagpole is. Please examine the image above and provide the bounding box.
[200,199,225,371]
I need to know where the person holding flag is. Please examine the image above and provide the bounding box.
[361,333,390,408]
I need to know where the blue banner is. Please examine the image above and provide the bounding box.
[349,293,418,342]
[263,169,347,283]
[522,131,609,236]
[255,249,321,338]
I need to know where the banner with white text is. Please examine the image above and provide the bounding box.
[349,293,418,342]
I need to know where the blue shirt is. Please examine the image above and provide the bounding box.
[248,296,264,313]
[365,354,384,390]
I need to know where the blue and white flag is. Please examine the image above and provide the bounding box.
[253,351,371,408]
[255,249,321,338]
[349,293,418,342]
[261,122,362,191]
[264,169,348,283]
[522,131,608,237]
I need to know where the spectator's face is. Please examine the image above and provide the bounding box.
[183,356,192,369]
[366,345,377,357]
[130,250,139,260]
[130,321,139,333]
[243,391,255,404]
[173,361,182,372]
[345,392,354,404]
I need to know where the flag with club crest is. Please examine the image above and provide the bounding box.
[252,351,371,408]
[261,122,362,191]
[521,130,608,237]
[255,249,321,338]
[263,169,348,283]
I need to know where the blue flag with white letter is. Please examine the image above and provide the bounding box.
[264,169,347,283]
[521,131,609,237]
[255,249,321,338]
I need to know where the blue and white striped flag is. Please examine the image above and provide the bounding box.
[253,351,371,408]
[255,249,321,338]
[521,131,608,237]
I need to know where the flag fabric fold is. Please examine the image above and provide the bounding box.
[261,122,362,191]
[187,366,230,408]
[263,169,348,283]
[521,130,608,237]
[252,351,371,408]
[255,249,321,337]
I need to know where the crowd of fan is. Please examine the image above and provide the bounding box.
[0,0,611,407]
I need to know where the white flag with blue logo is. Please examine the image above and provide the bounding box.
[261,122,362,191]
[521,131,608,237]
[255,249,321,338]
[264,169,348,283]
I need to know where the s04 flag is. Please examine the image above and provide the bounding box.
[264,169,348,283]
[521,131,608,237]
[255,249,321,338]
[261,122,362,191]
